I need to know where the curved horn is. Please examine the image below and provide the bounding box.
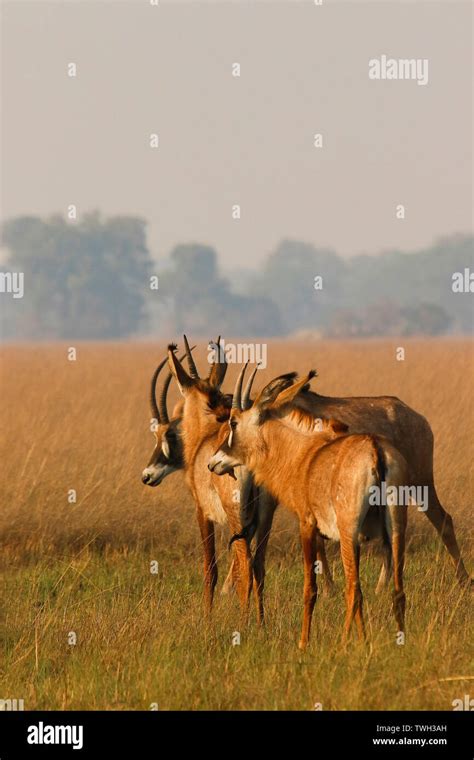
[168,343,195,392]
[183,335,199,379]
[232,363,249,410]
[158,348,194,424]
[150,357,168,423]
[207,335,220,379]
[208,335,228,388]
[242,363,261,410]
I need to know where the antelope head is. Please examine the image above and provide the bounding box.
[142,352,187,487]
[167,336,231,431]
[208,366,347,475]
[208,365,299,474]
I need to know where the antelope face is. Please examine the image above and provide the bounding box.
[209,364,321,477]
[142,348,189,488]
[142,419,183,487]
[208,408,258,474]
[167,337,232,424]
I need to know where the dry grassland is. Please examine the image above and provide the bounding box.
[1,340,472,710]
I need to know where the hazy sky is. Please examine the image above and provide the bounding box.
[1,0,472,267]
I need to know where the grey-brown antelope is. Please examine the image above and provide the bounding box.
[264,362,470,588]
[142,345,336,603]
[165,338,280,622]
[209,367,410,648]
[141,348,245,596]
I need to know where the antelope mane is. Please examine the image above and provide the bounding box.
[275,406,348,439]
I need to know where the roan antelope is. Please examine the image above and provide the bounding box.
[279,364,470,588]
[209,367,410,648]
[142,345,335,605]
[141,348,240,596]
[166,338,278,622]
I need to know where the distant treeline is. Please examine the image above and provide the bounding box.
[1,212,473,340]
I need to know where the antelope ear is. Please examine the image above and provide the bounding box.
[167,344,194,394]
[254,372,297,409]
[270,370,317,410]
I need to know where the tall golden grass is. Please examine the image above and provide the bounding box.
[1,340,472,709]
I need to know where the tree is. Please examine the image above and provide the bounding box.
[157,244,282,337]
[402,303,452,336]
[1,212,152,339]
[250,240,346,334]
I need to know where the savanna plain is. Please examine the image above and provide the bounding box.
[1,340,472,710]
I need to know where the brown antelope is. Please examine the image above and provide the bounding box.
[141,349,239,595]
[166,338,281,622]
[141,353,187,488]
[209,367,410,648]
[285,371,470,588]
[142,346,335,604]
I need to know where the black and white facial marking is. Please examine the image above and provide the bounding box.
[208,417,242,475]
[142,418,183,487]
[208,450,239,476]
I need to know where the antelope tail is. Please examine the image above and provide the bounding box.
[229,523,256,549]
[371,436,392,548]
[372,435,387,488]
[228,484,260,549]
